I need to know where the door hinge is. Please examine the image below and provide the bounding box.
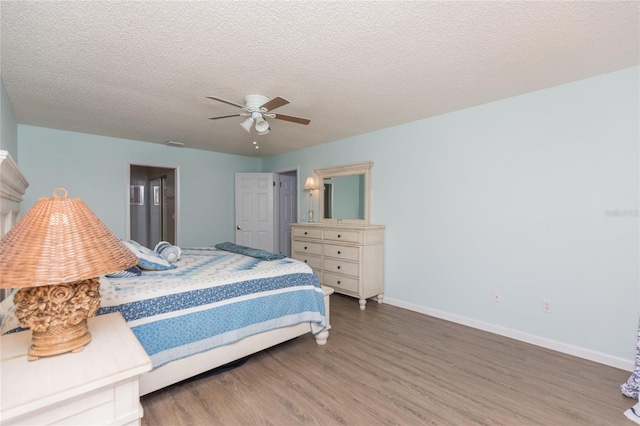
[273,181,276,186]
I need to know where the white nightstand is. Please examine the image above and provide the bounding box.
[1,312,152,425]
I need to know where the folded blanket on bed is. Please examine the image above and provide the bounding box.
[214,242,286,261]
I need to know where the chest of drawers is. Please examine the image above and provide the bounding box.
[291,223,384,310]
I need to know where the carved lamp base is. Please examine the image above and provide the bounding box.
[13,278,101,361]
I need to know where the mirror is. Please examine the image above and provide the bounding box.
[315,161,373,225]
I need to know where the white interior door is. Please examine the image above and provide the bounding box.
[235,173,274,251]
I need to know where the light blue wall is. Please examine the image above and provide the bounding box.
[17,126,261,245]
[0,78,18,160]
[264,67,640,364]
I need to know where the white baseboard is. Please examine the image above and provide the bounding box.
[383,297,634,372]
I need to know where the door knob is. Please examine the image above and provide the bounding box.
[236,225,242,230]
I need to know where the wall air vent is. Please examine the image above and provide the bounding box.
[165,141,185,147]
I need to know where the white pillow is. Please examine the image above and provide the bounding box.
[122,240,176,271]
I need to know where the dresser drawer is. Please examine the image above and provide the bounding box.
[323,244,359,261]
[293,227,323,239]
[323,229,361,243]
[294,254,322,269]
[323,258,359,277]
[323,272,359,293]
[293,240,323,256]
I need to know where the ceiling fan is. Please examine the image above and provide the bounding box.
[207,94,310,135]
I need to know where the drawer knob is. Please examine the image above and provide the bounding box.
[304,260,308,263]
[337,281,341,285]
[337,251,341,255]
[338,234,341,238]
[304,231,308,235]
[337,266,341,269]
[304,246,308,250]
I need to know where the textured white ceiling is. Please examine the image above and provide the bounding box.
[1,1,638,157]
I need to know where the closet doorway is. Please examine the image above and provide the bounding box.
[128,164,179,248]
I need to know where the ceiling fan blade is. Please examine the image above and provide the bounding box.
[272,113,310,125]
[209,113,242,120]
[260,96,289,112]
[206,96,245,109]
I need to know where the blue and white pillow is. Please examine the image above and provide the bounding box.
[106,265,142,278]
[154,241,182,264]
[122,240,176,271]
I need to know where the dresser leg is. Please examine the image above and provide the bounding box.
[377,294,384,304]
[359,299,367,310]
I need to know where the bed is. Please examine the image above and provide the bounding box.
[0,155,332,396]
[100,245,332,395]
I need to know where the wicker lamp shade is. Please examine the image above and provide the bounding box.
[0,188,137,288]
[0,188,138,360]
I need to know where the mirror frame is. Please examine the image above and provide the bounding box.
[315,161,373,225]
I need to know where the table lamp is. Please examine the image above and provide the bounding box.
[303,176,318,222]
[0,188,138,360]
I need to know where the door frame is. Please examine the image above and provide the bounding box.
[126,162,181,245]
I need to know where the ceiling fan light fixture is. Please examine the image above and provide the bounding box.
[239,117,253,133]
[207,94,310,137]
[255,117,269,133]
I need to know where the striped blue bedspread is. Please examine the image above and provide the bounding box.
[0,248,326,369]
[99,247,326,368]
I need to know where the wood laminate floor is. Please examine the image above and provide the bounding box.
[141,294,635,425]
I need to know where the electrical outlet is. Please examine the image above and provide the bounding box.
[493,290,502,303]
[543,299,552,313]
